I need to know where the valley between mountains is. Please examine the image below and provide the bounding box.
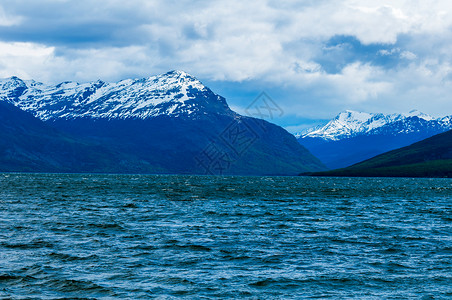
[298,111,452,177]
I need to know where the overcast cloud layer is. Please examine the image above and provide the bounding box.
[1,0,452,130]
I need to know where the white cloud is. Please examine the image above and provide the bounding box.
[378,48,400,56]
[400,51,417,60]
[0,42,160,83]
[1,0,452,122]
[2,0,452,82]
[0,42,54,79]
[0,6,21,26]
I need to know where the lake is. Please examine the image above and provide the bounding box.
[1,174,451,299]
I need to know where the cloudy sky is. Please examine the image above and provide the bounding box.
[1,0,452,132]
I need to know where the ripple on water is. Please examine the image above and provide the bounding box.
[0,174,451,299]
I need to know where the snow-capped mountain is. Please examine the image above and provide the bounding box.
[297,110,451,141]
[0,71,326,175]
[0,70,233,121]
[297,110,452,169]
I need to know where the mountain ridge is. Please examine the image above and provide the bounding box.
[0,70,234,121]
[297,109,452,169]
[296,109,451,141]
[0,71,326,175]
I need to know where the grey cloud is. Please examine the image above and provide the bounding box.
[1,0,452,123]
[0,0,160,47]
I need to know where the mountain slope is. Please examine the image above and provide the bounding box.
[297,110,452,169]
[0,71,326,175]
[310,130,452,178]
[0,101,158,173]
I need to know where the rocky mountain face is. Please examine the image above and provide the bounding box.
[297,110,452,169]
[0,71,326,175]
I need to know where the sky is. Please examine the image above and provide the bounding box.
[1,0,452,132]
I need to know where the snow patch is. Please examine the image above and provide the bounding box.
[0,70,223,121]
[298,110,451,141]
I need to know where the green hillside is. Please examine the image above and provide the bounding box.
[309,130,452,178]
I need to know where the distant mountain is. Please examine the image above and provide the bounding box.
[0,71,326,175]
[297,110,452,169]
[309,129,452,178]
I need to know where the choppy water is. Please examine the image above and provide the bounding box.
[0,174,451,299]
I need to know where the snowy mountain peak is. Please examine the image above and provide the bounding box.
[1,76,26,89]
[334,110,377,126]
[299,110,449,141]
[404,109,434,121]
[0,71,232,121]
[0,76,28,98]
[336,110,372,121]
[164,70,196,79]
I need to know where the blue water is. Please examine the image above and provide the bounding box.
[0,174,451,299]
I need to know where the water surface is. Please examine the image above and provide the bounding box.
[1,174,451,298]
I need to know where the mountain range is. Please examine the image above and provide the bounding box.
[297,110,452,169]
[309,129,452,178]
[0,71,326,175]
